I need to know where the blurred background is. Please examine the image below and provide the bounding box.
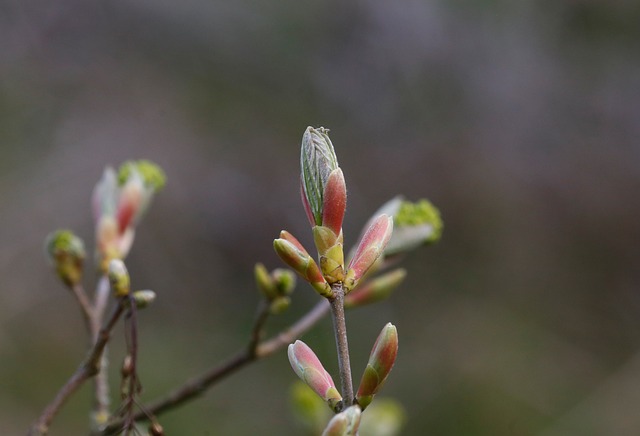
[1,0,640,434]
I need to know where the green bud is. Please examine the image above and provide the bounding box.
[269,296,291,314]
[132,290,156,308]
[108,259,130,297]
[301,127,339,227]
[272,268,296,296]
[45,230,86,287]
[254,263,277,299]
[118,160,166,191]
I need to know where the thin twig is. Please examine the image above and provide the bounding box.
[29,301,126,436]
[102,299,331,433]
[70,283,95,332]
[248,299,271,357]
[91,276,112,429]
[329,283,354,406]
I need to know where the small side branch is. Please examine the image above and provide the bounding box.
[29,302,126,436]
[102,299,332,433]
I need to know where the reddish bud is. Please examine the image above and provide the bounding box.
[345,215,393,290]
[321,168,347,236]
[356,323,398,410]
[288,340,343,412]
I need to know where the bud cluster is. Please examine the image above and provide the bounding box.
[274,127,394,299]
[93,160,165,272]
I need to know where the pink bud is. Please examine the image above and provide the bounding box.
[288,340,343,411]
[321,168,347,236]
[347,215,393,287]
[356,323,398,410]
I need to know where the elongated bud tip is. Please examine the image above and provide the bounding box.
[356,323,399,410]
[108,259,130,297]
[301,126,340,227]
[45,230,86,287]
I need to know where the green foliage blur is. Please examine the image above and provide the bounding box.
[1,0,640,434]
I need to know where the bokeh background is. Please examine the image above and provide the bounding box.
[2,0,640,434]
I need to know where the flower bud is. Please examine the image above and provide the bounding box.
[92,161,165,272]
[356,323,398,410]
[269,296,291,314]
[45,230,86,287]
[272,268,296,296]
[288,340,343,412]
[148,422,165,436]
[300,127,345,232]
[254,263,277,300]
[321,405,361,436]
[344,215,393,291]
[108,259,130,297]
[344,268,406,309]
[132,290,156,308]
[274,231,333,298]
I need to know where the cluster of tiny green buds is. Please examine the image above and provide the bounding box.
[93,160,166,272]
[356,323,399,410]
[45,230,86,287]
[108,259,130,298]
[321,405,361,436]
[254,263,296,314]
[288,340,343,413]
[367,196,442,257]
[344,268,406,309]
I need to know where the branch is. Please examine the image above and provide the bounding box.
[29,302,126,436]
[102,299,331,433]
[329,283,354,405]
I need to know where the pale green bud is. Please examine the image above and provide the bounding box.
[45,230,86,287]
[108,259,130,297]
[132,290,156,308]
[301,126,340,227]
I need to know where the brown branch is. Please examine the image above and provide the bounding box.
[70,283,94,333]
[29,302,126,436]
[329,283,354,406]
[102,299,331,433]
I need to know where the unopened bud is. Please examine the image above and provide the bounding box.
[45,230,86,287]
[288,340,343,412]
[356,323,398,410]
[300,127,343,229]
[345,215,393,291]
[274,231,332,298]
[269,296,291,314]
[132,290,156,308]
[148,422,164,436]
[108,259,130,297]
[321,405,361,436]
[121,354,134,378]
